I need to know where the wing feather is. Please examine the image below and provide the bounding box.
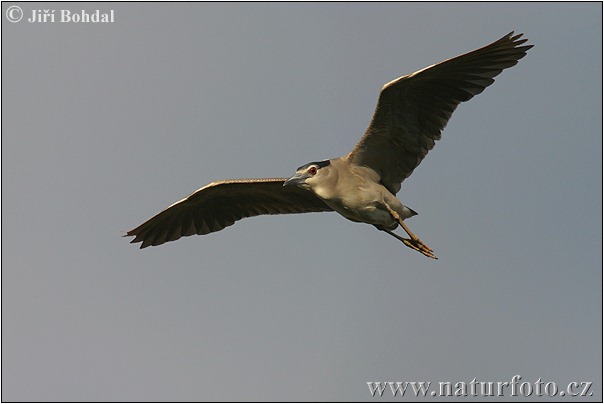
[126,178,333,248]
[346,32,532,194]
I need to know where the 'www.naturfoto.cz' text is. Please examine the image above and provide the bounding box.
[367,375,593,398]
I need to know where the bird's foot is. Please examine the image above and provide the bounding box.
[402,238,438,260]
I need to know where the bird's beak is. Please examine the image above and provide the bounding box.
[283,173,306,187]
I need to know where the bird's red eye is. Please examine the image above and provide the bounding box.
[308,166,317,175]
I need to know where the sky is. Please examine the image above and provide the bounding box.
[2,2,602,402]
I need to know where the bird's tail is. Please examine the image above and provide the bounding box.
[402,205,418,219]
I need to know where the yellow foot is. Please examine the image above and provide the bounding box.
[402,238,438,260]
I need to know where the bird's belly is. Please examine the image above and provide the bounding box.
[325,199,396,227]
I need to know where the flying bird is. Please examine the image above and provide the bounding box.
[126,32,532,258]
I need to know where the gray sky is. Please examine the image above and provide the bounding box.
[2,2,602,402]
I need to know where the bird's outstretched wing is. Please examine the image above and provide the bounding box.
[346,32,532,194]
[126,178,333,248]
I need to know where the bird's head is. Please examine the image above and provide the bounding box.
[283,160,334,192]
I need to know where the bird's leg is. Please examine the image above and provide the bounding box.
[385,209,437,259]
[382,228,437,259]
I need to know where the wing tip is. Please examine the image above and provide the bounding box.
[504,31,534,50]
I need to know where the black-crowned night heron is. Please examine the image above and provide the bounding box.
[126,32,532,259]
